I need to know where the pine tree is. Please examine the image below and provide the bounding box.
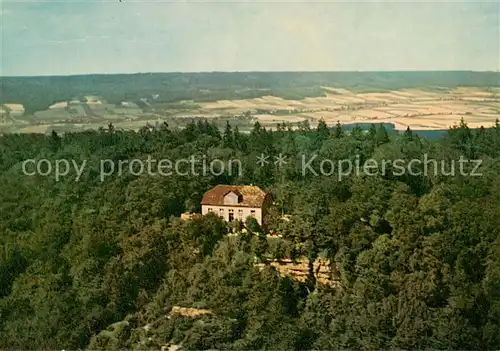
[184,121,197,141]
[404,126,413,139]
[334,121,344,138]
[202,119,211,135]
[448,118,474,157]
[251,121,262,136]
[369,124,377,140]
[233,125,245,151]
[316,118,329,141]
[49,130,61,152]
[210,121,221,139]
[375,124,390,146]
[223,121,234,148]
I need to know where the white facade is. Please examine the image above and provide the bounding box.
[201,185,269,227]
[201,205,263,225]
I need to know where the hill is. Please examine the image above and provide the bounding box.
[2,71,498,114]
[0,120,500,349]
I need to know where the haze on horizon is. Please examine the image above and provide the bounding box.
[1,0,499,77]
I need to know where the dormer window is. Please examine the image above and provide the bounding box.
[223,191,242,205]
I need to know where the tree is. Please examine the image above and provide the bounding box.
[298,119,311,133]
[334,121,344,138]
[316,118,329,141]
[183,121,197,142]
[49,129,61,152]
[404,126,413,139]
[233,125,246,151]
[222,121,233,148]
[350,124,363,140]
[245,216,263,234]
[375,124,390,146]
[2,114,500,350]
[369,124,377,140]
[447,118,475,158]
[251,121,262,136]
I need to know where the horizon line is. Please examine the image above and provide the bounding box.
[2,69,499,79]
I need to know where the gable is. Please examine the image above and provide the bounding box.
[224,191,240,205]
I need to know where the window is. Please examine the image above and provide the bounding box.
[238,209,243,220]
[207,207,213,213]
[228,209,234,222]
[219,208,224,218]
[224,192,240,205]
[250,210,256,218]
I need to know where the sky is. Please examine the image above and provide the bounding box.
[1,0,499,76]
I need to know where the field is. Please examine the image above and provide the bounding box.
[0,72,498,134]
[196,86,499,131]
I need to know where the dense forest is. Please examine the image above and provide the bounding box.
[2,71,499,114]
[1,118,500,350]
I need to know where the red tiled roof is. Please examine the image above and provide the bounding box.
[201,185,267,208]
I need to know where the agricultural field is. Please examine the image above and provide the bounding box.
[218,87,485,131]
[1,86,499,134]
[0,72,498,134]
[194,86,500,131]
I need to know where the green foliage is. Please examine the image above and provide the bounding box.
[0,119,499,349]
[2,71,498,114]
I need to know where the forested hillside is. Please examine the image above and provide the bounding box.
[1,119,500,350]
[2,71,498,114]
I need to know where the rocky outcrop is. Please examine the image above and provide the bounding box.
[169,306,212,318]
[161,344,181,351]
[255,258,341,289]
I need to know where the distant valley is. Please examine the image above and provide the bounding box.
[1,71,499,135]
